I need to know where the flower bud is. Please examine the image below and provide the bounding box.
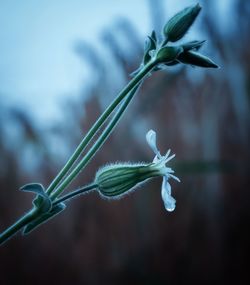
[165,60,180,66]
[182,40,205,52]
[156,46,183,64]
[178,50,219,68]
[95,163,161,198]
[163,3,201,42]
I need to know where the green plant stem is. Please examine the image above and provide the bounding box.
[0,63,154,245]
[53,183,97,206]
[46,60,155,196]
[0,60,155,244]
[50,82,142,200]
[0,184,96,245]
[0,208,38,245]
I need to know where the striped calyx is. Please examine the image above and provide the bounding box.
[95,162,159,198]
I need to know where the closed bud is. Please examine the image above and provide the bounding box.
[165,60,180,67]
[178,50,219,68]
[163,3,201,42]
[182,40,205,52]
[156,46,183,64]
[95,162,165,198]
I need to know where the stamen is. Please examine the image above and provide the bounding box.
[164,153,176,163]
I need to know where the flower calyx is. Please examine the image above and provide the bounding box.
[95,130,180,212]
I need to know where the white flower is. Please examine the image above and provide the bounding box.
[95,129,180,212]
[146,129,180,212]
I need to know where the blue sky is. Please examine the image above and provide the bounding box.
[0,0,231,125]
[0,0,150,123]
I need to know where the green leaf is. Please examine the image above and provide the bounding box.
[20,183,52,213]
[20,183,46,196]
[143,33,157,65]
[22,203,66,235]
[150,30,157,43]
[178,50,219,68]
[156,46,183,64]
[182,40,206,52]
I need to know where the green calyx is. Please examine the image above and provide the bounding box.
[181,40,206,52]
[95,163,160,198]
[156,46,183,64]
[163,3,201,42]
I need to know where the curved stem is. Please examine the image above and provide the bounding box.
[46,60,155,196]
[53,183,97,206]
[50,82,142,200]
[0,208,38,245]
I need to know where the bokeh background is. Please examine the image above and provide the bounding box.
[0,0,249,284]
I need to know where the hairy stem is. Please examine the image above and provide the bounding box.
[53,183,97,206]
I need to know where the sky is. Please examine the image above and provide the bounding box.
[0,0,150,124]
[0,0,231,125]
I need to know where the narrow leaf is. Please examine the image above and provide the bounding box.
[22,203,66,235]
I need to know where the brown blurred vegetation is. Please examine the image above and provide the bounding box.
[0,0,249,284]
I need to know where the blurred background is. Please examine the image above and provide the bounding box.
[0,0,249,284]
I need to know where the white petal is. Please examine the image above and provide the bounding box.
[164,153,175,163]
[153,155,160,163]
[169,173,181,182]
[164,149,171,158]
[161,176,176,212]
[146,130,160,157]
